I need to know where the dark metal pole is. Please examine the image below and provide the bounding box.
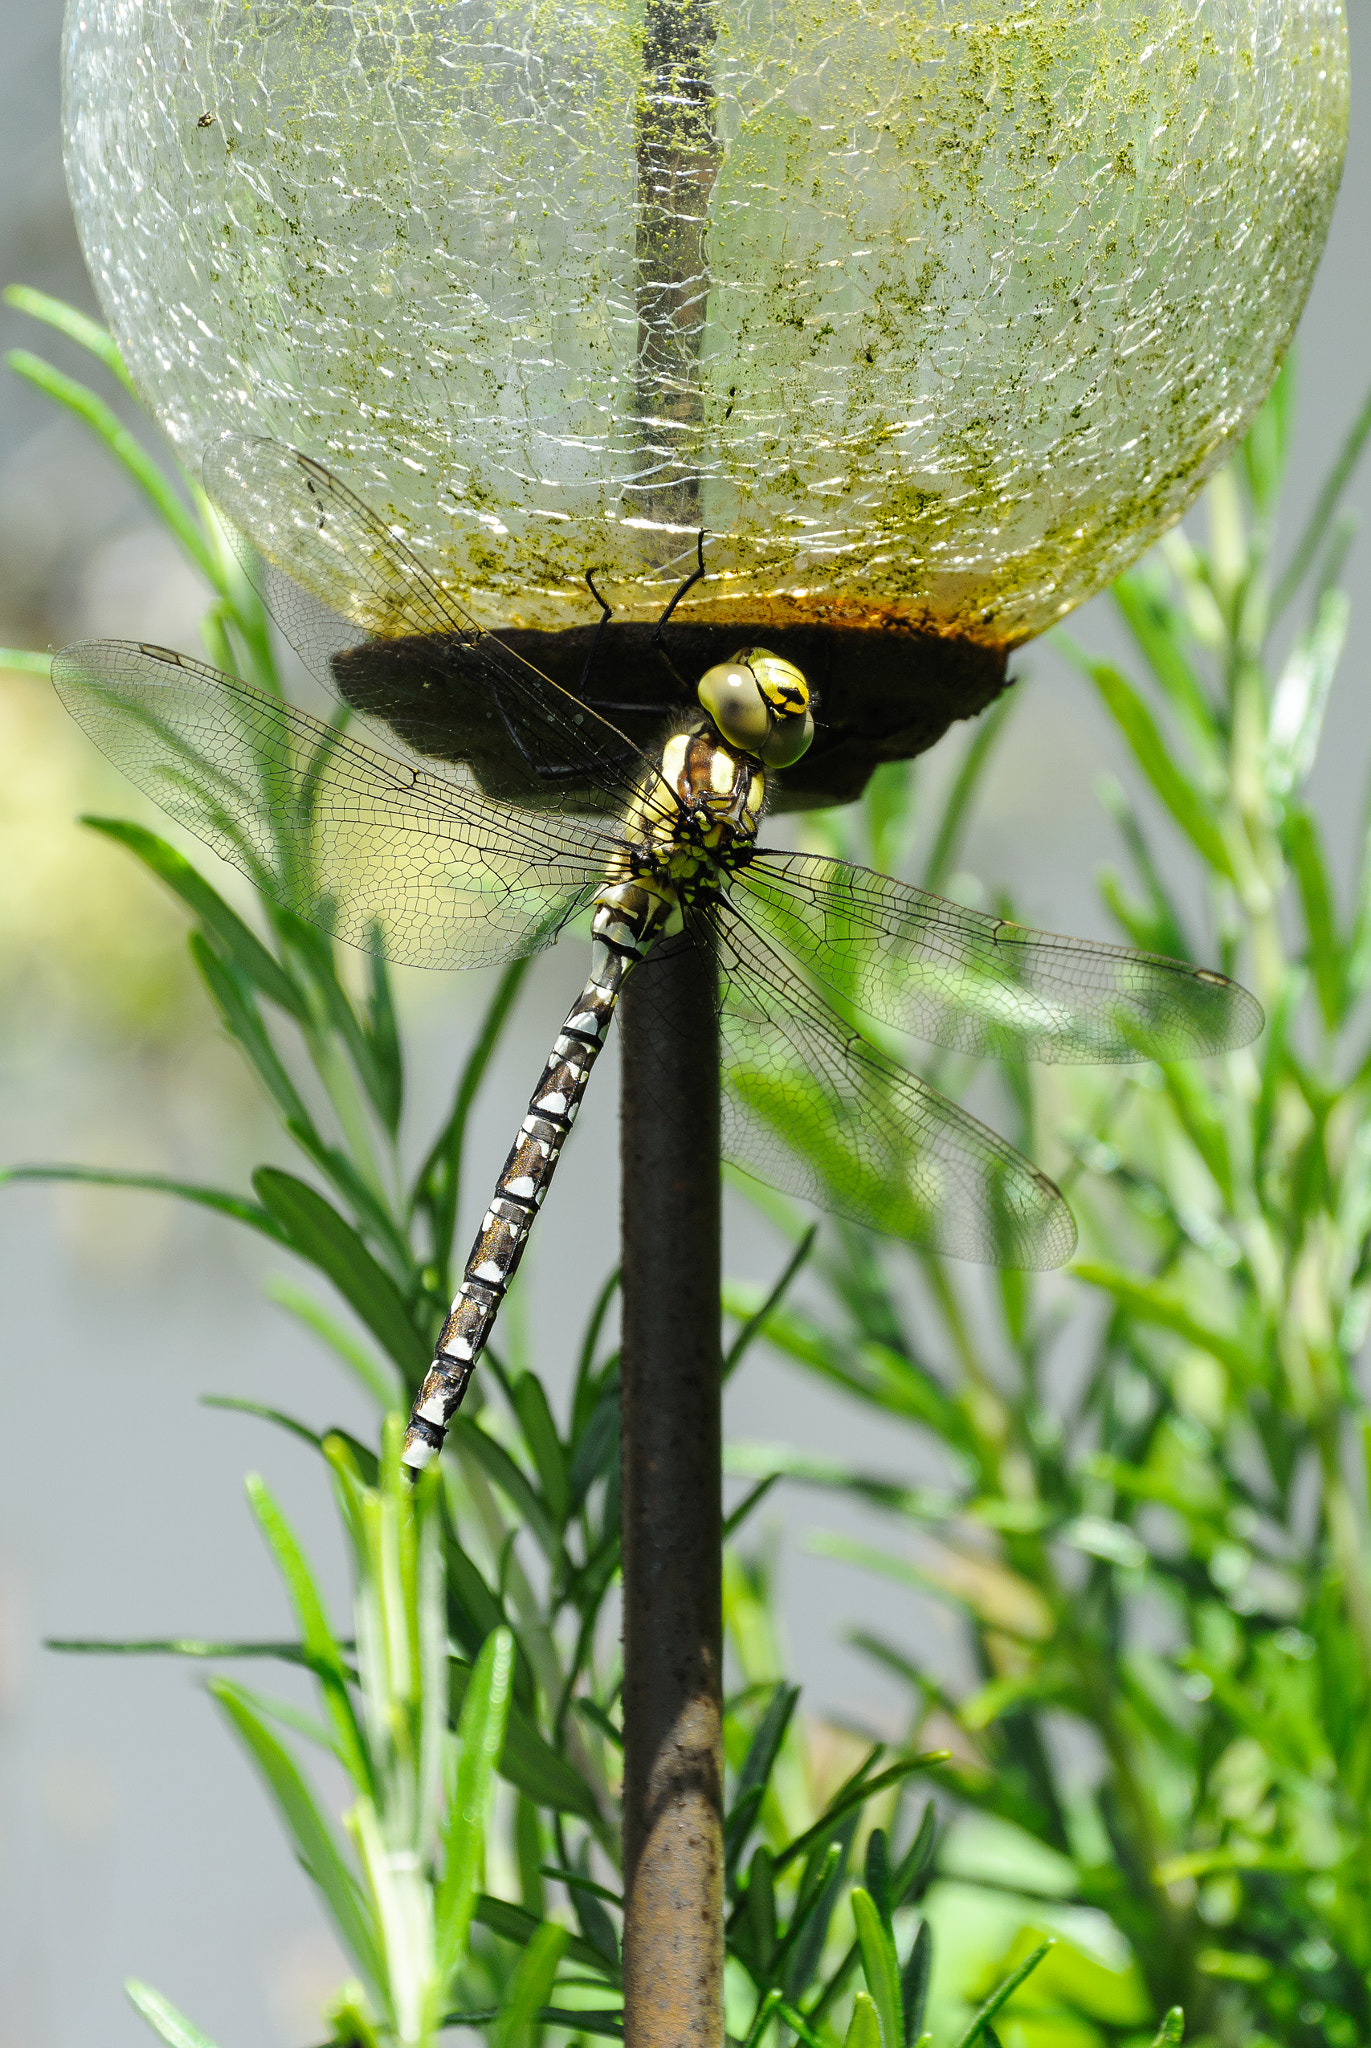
[620,936,723,2048]
[633,0,719,541]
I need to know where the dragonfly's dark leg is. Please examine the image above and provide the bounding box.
[486,686,588,784]
[651,532,707,693]
[402,880,675,1473]
[578,567,614,697]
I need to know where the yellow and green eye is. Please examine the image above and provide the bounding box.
[697,659,771,751]
[697,648,814,768]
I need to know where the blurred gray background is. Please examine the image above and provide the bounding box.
[1,6,1368,2046]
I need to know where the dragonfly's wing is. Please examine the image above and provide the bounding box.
[735,851,1262,1064]
[53,642,617,972]
[707,897,1077,1270]
[202,435,654,814]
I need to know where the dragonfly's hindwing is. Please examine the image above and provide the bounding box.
[735,851,1263,1064]
[708,897,1078,1270]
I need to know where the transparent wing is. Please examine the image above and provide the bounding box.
[735,851,1263,1064]
[53,642,618,972]
[203,434,656,814]
[708,897,1077,1270]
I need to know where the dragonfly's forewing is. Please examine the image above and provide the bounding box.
[203,435,653,814]
[707,899,1078,1270]
[53,643,615,971]
[735,851,1263,1064]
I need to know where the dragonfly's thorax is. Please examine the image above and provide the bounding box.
[608,720,766,924]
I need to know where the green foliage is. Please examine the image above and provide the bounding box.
[723,365,1371,2047]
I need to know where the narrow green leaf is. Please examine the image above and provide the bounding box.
[742,1844,777,1973]
[496,1921,569,2048]
[210,1677,383,1992]
[774,1834,849,2001]
[723,1473,782,1540]
[263,1277,402,1408]
[1086,660,1234,877]
[435,1627,515,1990]
[863,1829,891,1920]
[1240,355,1294,518]
[245,1473,372,1793]
[726,1683,800,1874]
[564,1851,621,1968]
[1094,774,1195,962]
[741,1987,784,2048]
[444,2008,623,2041]
[415,1466,449,1842]
[512,1371,570,1527]
[774,1756,947,1874]
[124,1982,221,2048]
[47,1634,318,1660]
[271,907,399,1134]
[921,693,1016,896]
[5,284,133,387]
[82,816,307,1017]
[900,1922,932,2048]
[1111,569,1220,762]
[411,955,532,1261]
[365,948,404,1135]
[474,1897,617,1982]
[1285,807,1344,1027]
[0,646,53,674]
[539,1864,622,1908]
[201,1395,321,1449]
[895,1803,937,1906]
[0,1163,284,1242]
[253,1169,428,1376]
[6,349,216,583]
[844,1991,882,2048]
[451,1416,561,1562]
[566,1385,620,1519]
[573,1703,627,1753]
[450,1661,602,1820]
[192,937,315,1132]
[1150,2009,1185,2046]
[851,1888,902,2048]
[724,1227,818,1382]
[1272,372,1371,618]
[952,1940,1052,2048]
[777,1997,836,2048]
[1071,1261,1251,1377]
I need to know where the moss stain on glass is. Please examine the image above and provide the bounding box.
[65,0,1346,652]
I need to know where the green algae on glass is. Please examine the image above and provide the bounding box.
[63,0,1346,648]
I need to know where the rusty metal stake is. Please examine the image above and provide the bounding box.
[619,935,724,2048]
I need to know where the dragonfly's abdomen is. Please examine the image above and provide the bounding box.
[402,876,676,1473]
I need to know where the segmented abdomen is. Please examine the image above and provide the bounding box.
[401,877,674,1473]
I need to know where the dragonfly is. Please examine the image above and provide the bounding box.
[51,437,1262,1475]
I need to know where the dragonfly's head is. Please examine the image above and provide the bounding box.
[697,648,814,770]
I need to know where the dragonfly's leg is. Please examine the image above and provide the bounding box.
[650,532,707,693]
[402,882,674,1473]
[577,567,614,696]
[487,684,588,783]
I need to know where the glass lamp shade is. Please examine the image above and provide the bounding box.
[63,0,1346,800]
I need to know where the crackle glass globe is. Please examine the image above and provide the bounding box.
[64,0,1346,654]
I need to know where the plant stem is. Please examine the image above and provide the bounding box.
[619,934,724,2048]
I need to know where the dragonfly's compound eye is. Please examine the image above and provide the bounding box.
[697,660,771,751]
[758,705,815,769]
[734,648,815,769]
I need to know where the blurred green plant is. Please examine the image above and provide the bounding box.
[722,358,1371,2048]
[0,290,1054,2048]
